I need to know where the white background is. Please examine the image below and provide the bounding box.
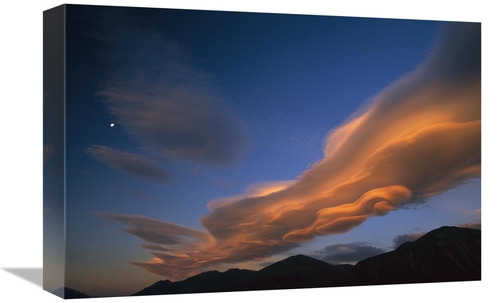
[1,1,498,302]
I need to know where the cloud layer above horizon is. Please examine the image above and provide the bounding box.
[97,32,248,166]
[85,145,171,184]
[85,29,249,184]
[98,22,481,280]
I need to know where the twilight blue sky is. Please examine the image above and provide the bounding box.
[41,4,481,297]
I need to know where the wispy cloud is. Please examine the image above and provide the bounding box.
[459,222,481,230]
[97,32,248,166]
[97,23,480,280]
[96,212,216,279]
[459,209,481,230]
[85,27,249,182]
[114,185,155,202]
[85,145,171,184]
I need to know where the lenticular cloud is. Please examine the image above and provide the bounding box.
[98,23,481,281]
[97,34,248,166]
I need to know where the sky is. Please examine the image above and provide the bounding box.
[42,4,481,297]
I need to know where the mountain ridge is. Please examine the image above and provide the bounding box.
[133,225,481,296]
[342,225,481,285]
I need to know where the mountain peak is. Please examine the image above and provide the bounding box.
[259,253,332,274]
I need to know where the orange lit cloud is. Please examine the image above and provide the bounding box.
[98,23,480,281]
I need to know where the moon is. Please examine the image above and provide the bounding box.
[110,123,115,127]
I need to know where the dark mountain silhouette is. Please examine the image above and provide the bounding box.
[53,287,93,299]
[134,226,480,296]
[342,226,481,285]
[252,254,352,289]
[140,269,259,295]
[134,255,352,296]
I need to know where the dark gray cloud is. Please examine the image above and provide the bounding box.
[96,212,211,245]
[98,32,248,166]
[316,242,386,264]
[85,145,171,184]
[392,232,426,249]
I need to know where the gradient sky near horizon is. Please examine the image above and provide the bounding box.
[43,4,481,297]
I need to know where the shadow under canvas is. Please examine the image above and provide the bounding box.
[3,268,43,288]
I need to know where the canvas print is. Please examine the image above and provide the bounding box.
[43,4,481,299]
